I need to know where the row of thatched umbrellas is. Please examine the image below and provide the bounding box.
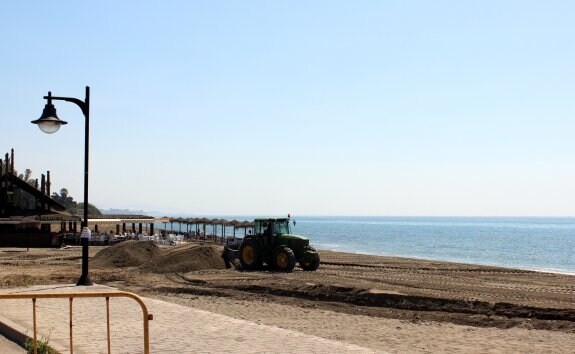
[160,217,256,238]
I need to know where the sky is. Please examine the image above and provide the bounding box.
[1,1,574,217]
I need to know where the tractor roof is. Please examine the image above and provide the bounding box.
[254,218,289,222]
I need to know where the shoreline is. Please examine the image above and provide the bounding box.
[314,247,575,276]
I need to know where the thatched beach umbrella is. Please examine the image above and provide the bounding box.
[195,218,211,240]
[245,221,255,235]
[209,218,217,236]
[210,218,220,238]
[193,218,202,235]
[181,218,188,233]
[186,217,197,234]
[168,218,176,233]
[235,220,255,236]
[226,220,240,237]
[173,217,184,233]
[233,221,245,236]
[221,219,238,239]
[183,217,194,233]
[211,218,228,243]
[161,216,169,233]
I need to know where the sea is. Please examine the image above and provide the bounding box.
[159,216,575,275]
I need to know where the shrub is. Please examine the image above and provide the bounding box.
[24,330,56,354]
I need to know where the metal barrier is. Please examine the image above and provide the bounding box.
[0,291,153,354]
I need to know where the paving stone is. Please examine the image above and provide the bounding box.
[0,284,383,353]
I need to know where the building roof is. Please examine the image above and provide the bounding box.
[9,175,68,213]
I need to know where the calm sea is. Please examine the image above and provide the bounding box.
[159,216,575,274]
[292,216,575,274]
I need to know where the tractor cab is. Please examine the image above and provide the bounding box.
[255,218,290,248]
[255,218,291,236]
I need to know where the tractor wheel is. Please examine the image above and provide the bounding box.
[300,248,320,271]
[273,246,296,272]
[239,239,262,270]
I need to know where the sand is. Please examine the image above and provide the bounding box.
[0,241,573,353]
[91,240,162,268]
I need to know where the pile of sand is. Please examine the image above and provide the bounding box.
[92,241,227,273]
[92,241,161,268]
[139,243,226,273]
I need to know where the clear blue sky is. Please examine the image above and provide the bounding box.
[1,1,573,216]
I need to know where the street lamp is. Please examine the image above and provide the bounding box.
[32,86,93,286]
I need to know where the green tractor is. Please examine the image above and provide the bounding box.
[222,217,320,272]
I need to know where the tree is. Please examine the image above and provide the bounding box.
[13,168,36,186]
[77,202,102,216]
[51,188,78,209]
[18,169,32,183]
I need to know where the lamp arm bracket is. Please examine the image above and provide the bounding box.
[43,95,88,116]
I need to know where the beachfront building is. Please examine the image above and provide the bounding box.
[0,149,168,247]
[1,148,171,247]
[0,149,81,247]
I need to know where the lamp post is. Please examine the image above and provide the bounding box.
[32,86,93,286]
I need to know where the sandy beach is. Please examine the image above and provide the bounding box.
[0,241,573,353]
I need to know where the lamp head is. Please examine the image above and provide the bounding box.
[31,92,68,134]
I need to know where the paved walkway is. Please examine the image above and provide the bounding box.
[0,284,381,353]
[0,333,23,353]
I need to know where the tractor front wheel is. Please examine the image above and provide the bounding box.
[239,239,262,270]
[300,248,320,271]
[273,246,296,272]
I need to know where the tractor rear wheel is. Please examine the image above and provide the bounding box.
[273,246,296,272]
[239,239,262,270]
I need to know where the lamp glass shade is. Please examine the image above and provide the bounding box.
[36,117,64,134]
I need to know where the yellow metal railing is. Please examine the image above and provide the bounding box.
[0,291,153,354]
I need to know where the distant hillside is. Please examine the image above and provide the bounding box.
[101,208,146,215]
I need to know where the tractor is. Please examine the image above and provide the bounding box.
[222,217,320,272]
